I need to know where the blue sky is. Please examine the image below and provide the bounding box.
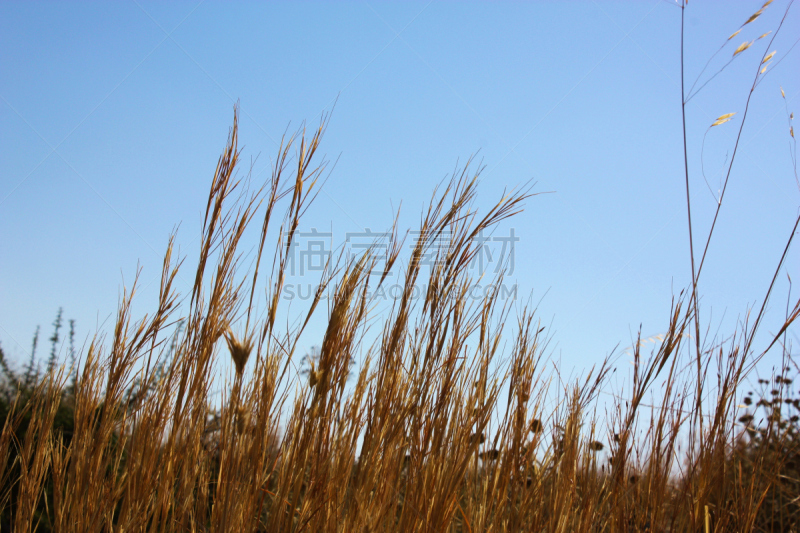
[1,1,798,392]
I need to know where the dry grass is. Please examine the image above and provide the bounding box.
[0,108,796,532]
[2,2,800,530]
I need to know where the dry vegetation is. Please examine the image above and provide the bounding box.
[1,1,799,531]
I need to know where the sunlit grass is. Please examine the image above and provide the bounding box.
[1,1,799,530]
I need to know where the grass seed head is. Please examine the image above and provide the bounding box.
[225,329,254,376]
[235,406,251,434]
[308,361,326,389]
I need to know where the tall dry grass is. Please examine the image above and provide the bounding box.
[2,2,799,531]
[0,106,796,531]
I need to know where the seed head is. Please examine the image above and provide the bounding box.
[225,329,254,376]
[589,441,605,452]
[529,419,543,434]
[235,406,251,434]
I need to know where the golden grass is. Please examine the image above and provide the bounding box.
[0,107,796,532]
[2,2,800,528]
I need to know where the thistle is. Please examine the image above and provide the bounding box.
[479,449,500,461]
[468,432,485,446]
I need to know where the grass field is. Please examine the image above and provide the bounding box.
[1,1,799,531]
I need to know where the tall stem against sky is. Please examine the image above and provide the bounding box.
[680,1,704,429]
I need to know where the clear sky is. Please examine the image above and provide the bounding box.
[1,1,798,393]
